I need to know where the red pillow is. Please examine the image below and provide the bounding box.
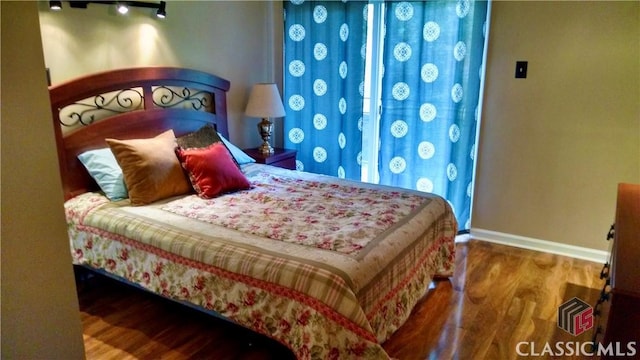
[176,142,251,198]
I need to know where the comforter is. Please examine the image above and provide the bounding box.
[66,164,456,359]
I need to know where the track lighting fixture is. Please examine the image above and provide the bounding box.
[116,2,129,15]
[50,1,167,18]
[49,1,62,10]
[156,1,166,19]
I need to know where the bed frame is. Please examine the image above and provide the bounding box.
[50,67,457,359]
[49,67,230,200]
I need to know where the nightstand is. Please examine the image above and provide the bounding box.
[243,148,297,170]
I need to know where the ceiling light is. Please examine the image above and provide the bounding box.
[116,3,129,15]
[156,1,166,18]
[49,1,62,10]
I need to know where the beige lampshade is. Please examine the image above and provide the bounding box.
[245,83,286,118]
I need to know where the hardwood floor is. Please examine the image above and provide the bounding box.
[77,239,604,359]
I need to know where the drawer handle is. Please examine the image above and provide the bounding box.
[595,325,603,336]
[590,328,603,352]
[600,262,610,279]
[606,224,615,240]
[600,286,611,302]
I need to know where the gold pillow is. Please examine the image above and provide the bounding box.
[106,129,191,205]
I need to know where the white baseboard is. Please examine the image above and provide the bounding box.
[469,228,609,264]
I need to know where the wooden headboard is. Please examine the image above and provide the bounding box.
[49,67,231,200]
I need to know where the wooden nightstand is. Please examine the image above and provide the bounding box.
[243,148,297,170]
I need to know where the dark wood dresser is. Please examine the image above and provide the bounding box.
[593,183,640,358]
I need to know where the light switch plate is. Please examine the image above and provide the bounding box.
[515,61,528,79]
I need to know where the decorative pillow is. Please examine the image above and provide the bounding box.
[176,142,251,199]
[106,129,191,205]
[177,124,240,168]
[176,124,255,165]
[77,148,128,201]
[218,133,256,165]
[176,124,222,149]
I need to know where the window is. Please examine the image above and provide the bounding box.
[361,2,385,184]
[284,1,491,230]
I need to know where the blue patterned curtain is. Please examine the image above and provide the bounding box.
[378,1,489,230]
[283,1,367,180]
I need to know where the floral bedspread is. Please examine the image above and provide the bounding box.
[65,164,457,359]
[162,171,428,255]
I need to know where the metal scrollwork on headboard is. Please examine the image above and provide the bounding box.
[50,67,232,200]
[58,86,214,130]
[152,86,213,112]
[59,88,144,127]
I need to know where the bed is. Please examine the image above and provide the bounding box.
[50,67,457,359]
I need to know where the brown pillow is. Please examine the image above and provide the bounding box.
[106,129,191,205]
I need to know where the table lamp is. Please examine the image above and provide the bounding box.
[245,83,286,155]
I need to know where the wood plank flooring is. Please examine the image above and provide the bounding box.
[77,239,604,359]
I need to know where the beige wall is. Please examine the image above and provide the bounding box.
[473,1,640,251]
[2,5,633,357]
[38,0,284,149]
[36,1,639,253]
[1,2,86,358]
